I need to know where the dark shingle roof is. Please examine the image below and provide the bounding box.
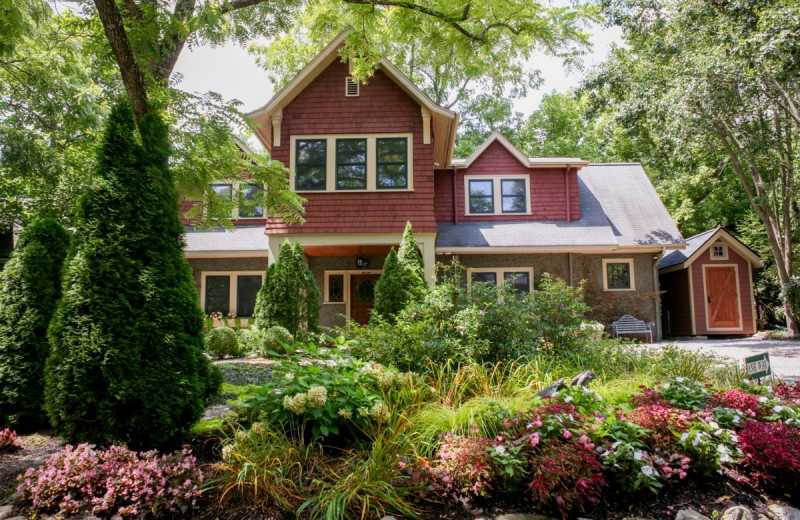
[437,163,685,250]
[658,227,719,269]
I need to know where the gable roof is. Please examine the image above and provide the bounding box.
[658,226,763,271]
[436,163,685,251]
[246,29,458,167]
[450,132,590,170]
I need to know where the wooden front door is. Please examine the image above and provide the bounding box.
[350,274,381,325]
[705,266,741,329]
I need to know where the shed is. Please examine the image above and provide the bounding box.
[658,227,763,337]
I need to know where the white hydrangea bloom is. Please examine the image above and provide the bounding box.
[306,386,328,408]
[641,465,656,477]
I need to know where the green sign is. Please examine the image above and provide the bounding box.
[744,352,771,380]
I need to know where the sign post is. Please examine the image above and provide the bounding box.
[744,352,772,382]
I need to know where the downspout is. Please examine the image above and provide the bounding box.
[565,164,572,223]
[452,166,458,225]
[653,247,666,342]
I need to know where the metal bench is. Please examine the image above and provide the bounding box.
[611,314,655,343]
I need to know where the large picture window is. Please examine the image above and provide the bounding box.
[467,267,533,295]
[290,134,413,192]
[202,272,264,317]
[295,139,327,190]
[464,176,529,216]
[602,259,635,291]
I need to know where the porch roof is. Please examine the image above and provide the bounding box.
[183,226,269,256]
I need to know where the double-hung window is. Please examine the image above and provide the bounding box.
[465,176,530,216]
[291,135,412,192]
[203,272,264,317]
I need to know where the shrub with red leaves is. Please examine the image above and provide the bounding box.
[625,404,695,446]
[712,390,762,419]
[528,440,605,520]
[773,381,800,405]
[630,387,669,408]
[738,421,800,489]
[0,428,19,451]
[428,434,497,496]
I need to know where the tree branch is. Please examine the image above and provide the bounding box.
[93,0,149,121]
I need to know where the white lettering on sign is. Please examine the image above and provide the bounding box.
[746,359,770,375]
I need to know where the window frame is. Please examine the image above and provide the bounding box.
[290,134,414,193]
[466,267,534,294]
[335,138,368,190]
[463,175,531,216]
[200,271,265,317]
[468,179,495,214]
[602,258,635,291]
[238,182,265,219]
[294,138,328,191]
[205,182,265,220]
[710,243,728,260]
[375,137,409,190]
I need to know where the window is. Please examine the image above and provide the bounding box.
[464,176,529,216]
[208,183,233,219]
[336,139,367,190]
[602,259,635,291]
[290,134,413,192]
[326,273,345,303]
[469,180,494,214]
[467,267,533,295]
[711,243,728,260]
[295,139,327,190]
[376,138,408,189]
[238,183,264,218]
[201,272,264,317]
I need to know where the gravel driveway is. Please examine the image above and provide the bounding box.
[649,337,800,381]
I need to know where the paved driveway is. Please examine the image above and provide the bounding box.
[649,337,800,381]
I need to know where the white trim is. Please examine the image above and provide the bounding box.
[661,228,763,272]
[466,267,534,293]
[701,264,743,331]
[688,265,697,335]
[200,271,264,316]
[602,258,636,291]
[749,261,757,333]
[290,134,414,192]
[345,76,359,97]
[323,269,383,320]
[710,243,728,260]
[453,131,589,170]
[464,175,531,216]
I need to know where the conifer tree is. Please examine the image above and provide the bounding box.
[373,248,407,322]
[255,240,319,336]
[397,221,426,287]
[0,218,70,430]
[44,103,220,450]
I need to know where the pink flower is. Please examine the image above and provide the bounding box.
[562,429,572,439]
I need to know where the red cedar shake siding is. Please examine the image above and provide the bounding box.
[690,246,756,336]
[437,141,580,223]
[265,60,436,235]
[660,269,693,337]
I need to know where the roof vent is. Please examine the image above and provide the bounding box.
[345,76,359,97]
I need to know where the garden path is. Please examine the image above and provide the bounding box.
[649,337,800,381]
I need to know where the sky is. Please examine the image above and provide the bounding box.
[173,23,623,118]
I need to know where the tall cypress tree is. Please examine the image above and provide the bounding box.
[373,248,406,322]
[397,221,426,287]
[0,218,70,430]
[254,240,319,336]
[44,103,220,450]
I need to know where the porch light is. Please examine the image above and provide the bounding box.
[356,256,368,269]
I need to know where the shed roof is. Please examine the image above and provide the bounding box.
[183,226,269,257]
[436,163,685,251]
[658,226,763,271]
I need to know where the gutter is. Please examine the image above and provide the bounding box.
[653,246,666,342]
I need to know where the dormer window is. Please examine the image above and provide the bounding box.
[711,243,728,260]
[465,175,530,216]
[345,77,359,97]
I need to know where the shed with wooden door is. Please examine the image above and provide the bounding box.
[658,227,763,337]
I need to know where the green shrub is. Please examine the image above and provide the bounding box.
[259,325,294,356]
[255,241,320,336]
[206,327,240,359]
[0,218,70,430]
[235,328,261,355]
[44,103,220,450]
[373,224,428,324]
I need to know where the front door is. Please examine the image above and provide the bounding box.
[705,266,741,329]
[350,274,381,325]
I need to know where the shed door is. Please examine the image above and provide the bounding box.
[705,266,740,329]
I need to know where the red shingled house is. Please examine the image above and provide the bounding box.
[182,31,686,338]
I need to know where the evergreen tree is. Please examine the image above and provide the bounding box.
[373,248,408,322]
[44,103,220,450]
[255,240,319,336]
[397,221,426,286]
[0,218,70,430]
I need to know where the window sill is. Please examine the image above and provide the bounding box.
[296,188,414,194]
[465,212,532,217]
